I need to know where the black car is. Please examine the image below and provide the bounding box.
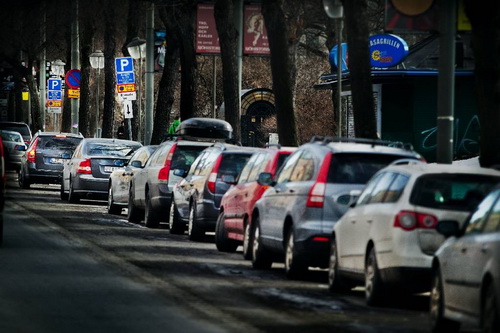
[18,131,84,189]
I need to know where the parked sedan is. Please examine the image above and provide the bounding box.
[0,130,27,171]
[61,138,142,203]
[329,163,500,306]
[430,185,500,332]
[107,145,158,215]
[215,145,295,258]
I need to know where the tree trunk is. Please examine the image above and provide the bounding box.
[262,0,302,146]
[102,0,118,139]
[214,0,241,141]
[464,1,500,167]
[151,6,181,144]
[342,0,378,139]
[78,15,94,138]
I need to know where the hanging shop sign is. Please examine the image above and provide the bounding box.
[368,34,409,68]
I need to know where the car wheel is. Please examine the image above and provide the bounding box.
[60,179,68,201]
[144,190,160,228]
[68,180,80,203]
[284,228,308,280]
[429,266,460,332]
[188,203,205,241]
[215,212,238,252]
[107,185,122,215]
[242,221,253,260]
[18,170,30,189]
[169,199,185,235]
[328,236,351,293]
[127,190,144,223]
[365,247,385,306]
[251,217,273,269]
[482,283,500,333]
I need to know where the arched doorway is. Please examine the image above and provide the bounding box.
[240,88,276,147]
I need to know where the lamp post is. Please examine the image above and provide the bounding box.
[127,37,146,142]
[89,50,105,138]
[323,0,344,137]
[50,59,66,132]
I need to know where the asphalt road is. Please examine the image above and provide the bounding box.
[0,171,447,333]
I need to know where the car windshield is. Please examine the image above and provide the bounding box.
[171,146,206,170]
[39,137,82,150]
[87,143,140,157]
[410,174,500,211]
[328,153,416,184]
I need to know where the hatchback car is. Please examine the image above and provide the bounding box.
[107,145,158,215]
[1,130,27,171]
[0,121,32,145]
[215,145,296,258]
[0,135,5,246]
[169,143,261,241]
[251,136,425,279]
[329,163,500,306]
[19,131,84,189]
[128,139,213,227]
[61,138,142,203]
[430,185,500,332]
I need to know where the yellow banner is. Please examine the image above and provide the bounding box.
[67,89,80,99]
[47,100,62,107]
[117,84,136,93]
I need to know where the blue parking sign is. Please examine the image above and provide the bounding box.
[115,57,134,73]
[48,78,62,91]
[47,90,62,100]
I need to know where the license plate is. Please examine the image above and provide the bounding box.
[50,158,64,164]
[104,166,120,172]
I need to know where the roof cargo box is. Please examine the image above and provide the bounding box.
[176,118,233,140]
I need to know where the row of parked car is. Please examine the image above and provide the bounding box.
[13,118,500,332]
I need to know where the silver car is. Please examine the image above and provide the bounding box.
[0,130,27,171]
[107,145,158,215]
[61,138,142,203]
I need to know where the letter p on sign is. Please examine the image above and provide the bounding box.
[115,57,134,73]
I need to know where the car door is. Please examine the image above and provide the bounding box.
[134,144,169,206]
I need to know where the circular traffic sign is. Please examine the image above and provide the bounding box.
[65,69,81,89]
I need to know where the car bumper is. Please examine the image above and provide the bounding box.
[73,175,108,198]
[294,233,331,269]
[379,266,432,292]
[196,199,219,231]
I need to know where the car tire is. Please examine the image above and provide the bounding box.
[242,221,253,260]
[18,170,30,189]
[144,190,160,228]
[284,228,308,280]
[328,236,351,293]
[60,180,68,201]
[169,200,185,235]
[429,266,460,332]
[107,185,122,215]
[188,203,204,242]
[365,247,385,306]
[68,180,80,203]
[482,283,500,333]
[215,212,238,252]
[251,217,273,269]
[127,190,143,223]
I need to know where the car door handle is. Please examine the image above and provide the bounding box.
[366,220,373,224]
[461,248,467,254]
[287,189,295,193]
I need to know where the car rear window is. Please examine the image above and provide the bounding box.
[0,123,31,137]
[39,136,82,150]
[218,153,253,178]
[410,174,500,211]
[328,153,417,184]
[0,132,22,142]
[171,146,206,170]
[87,143,140,157]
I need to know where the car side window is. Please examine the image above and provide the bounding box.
[483,194,500,233]
[199,150,218,177]
[355,172,386,206]
[465,189,500,235]
[237,153,258,184]
[384,173,410,203]
[247,153,269,182]
[289,150,315,182]
[147,145,168,166]
[367,172,397,204]
[276,151,302,184]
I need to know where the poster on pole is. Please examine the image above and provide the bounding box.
[243,5,270,55]
[196,3,220,54]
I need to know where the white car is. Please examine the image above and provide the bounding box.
[328,163,500,306]
[430,185,500,332]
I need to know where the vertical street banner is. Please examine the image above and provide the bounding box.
[196,3,220,54]
[243,5,270,55]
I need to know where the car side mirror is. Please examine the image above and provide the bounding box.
[257,172,275,186]
[221,174,236,185]
[16,145,27,151]
[436,220,461,238]
[173,168,188,178]
[130,160,143,168]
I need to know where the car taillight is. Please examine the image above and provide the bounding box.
[207,155,223,194]
[26,137,39,163]
[158,143,177,181]
[77,158,92,174]
[394,210,438,231]
[306,152,332,208]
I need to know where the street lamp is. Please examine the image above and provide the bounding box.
[89,50,104,137]
[126,37,146,142]
[323,0,344,137]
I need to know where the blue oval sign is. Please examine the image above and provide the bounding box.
[328,43,349,72]
[369,34,408,68]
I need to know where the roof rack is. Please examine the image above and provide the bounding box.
[309,136,414,151]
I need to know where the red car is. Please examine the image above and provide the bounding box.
[215,145,296,258]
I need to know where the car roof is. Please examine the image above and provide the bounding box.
[0,130,22,136]
[36,131,84,137]
[383,163,500,177]
[81,138,141,144]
